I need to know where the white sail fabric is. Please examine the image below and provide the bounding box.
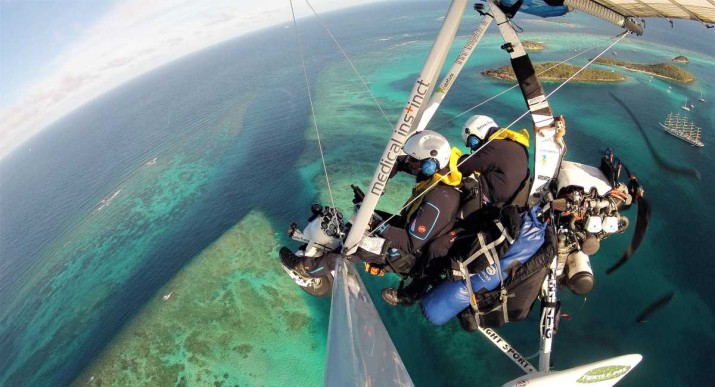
[506,0,715,25]
[592,0,715,23]
[324,258,414,386]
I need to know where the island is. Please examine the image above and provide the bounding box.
[522,41,545,51]
[594,57,694,83]
[481,62,626,82]
[672,55,689,63]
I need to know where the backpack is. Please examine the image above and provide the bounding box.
[470,225,557,328]
[421,207,554,327]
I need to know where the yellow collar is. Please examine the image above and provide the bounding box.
[431,147,463,187]
[489,128,530,148]
[403,148,462,221]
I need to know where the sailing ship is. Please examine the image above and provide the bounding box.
[660,112,704,147]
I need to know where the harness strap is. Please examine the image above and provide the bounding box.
[492,220,514,322]
[500,289,510,323]
[495,220,515,244]
[460,261,480,315]
[476,292,515,315]
[460,219,516,324]
[481,233,495,266]
[462,220,511,267]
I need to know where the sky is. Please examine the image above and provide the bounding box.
[0,0,378,160]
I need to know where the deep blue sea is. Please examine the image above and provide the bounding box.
[1,2,713,386]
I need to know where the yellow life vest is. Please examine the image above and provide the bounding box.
[488,128,530,149]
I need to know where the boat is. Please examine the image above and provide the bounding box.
[660,112,704,147]
[700,92,706,102]
[282,0,713,385]
[95,189,122,212]
[667,86,672,93]
[682,97,690,111]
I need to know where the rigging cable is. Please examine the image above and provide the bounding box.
[503,31,628,128]
[365,32,629,239]
[304,0,395,130]
[431,32,627,131]
[290,0,339,220]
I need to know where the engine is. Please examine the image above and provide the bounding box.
[549,154,636,295]
[288,204,344,258]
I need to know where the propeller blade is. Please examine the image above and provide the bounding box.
[636,291,675,323]
[621,162,633,180]
[607,196,651,275]
[627,176,644,200]
[610,93,701,180]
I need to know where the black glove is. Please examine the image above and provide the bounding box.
[368,212,389,235]
[391,155,417,178]
[351,184,365,204]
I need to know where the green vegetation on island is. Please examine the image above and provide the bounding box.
[522,41,545,51]
[481,62,626,82]
[672,55,689,63]
[594,57,694,83]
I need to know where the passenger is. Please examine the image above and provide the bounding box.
[382,115,531,306]
[459,114,531,210]
[280,130,462,283]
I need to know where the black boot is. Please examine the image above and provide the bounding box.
[381,288,415,306]
[280,247,310,277]
[458,308,479,332]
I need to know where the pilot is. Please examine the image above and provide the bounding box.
[281,130,462,283]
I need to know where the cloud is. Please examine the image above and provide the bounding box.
[0,0,376,159]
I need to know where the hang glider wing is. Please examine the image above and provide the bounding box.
[498,0,715,33]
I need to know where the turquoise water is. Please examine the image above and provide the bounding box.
[1,2,713,386]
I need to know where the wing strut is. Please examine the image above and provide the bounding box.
[325,1,468,385]
[416,13,494,132]
[341,0,467,254]
[488,0,565,205]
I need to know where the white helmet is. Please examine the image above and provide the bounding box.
[402,130,451,176]
[463,115,498,150]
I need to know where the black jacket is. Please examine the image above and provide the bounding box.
[381,184,460,256]
[457,139,529,205]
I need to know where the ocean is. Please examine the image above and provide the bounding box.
[1,2,713,386]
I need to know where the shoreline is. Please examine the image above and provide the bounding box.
[490,75,625,83]
[599,65,683,82]
[483,75,625,83]
[481,63,626,83]
[593,58,694,83]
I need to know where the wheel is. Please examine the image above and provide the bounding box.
[300,274,333,298]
